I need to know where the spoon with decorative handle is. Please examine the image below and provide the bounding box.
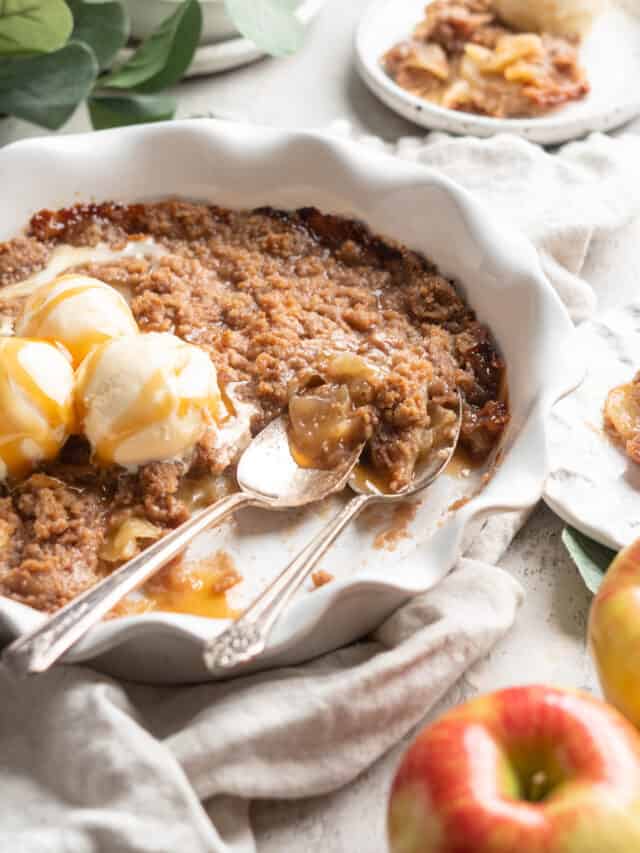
[2,414,363,677]
[203,392,462,672]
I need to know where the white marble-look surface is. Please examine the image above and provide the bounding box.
[2,1,639,849]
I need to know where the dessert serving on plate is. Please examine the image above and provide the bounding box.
[357,0,640,144]
[382,0,597,118]
[0,200,508,621]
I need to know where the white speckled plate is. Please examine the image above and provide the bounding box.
[355,0,640,145]
[0,120,578,683]
[545,302,640,549]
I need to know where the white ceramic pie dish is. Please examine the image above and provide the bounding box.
[0,120,579,683]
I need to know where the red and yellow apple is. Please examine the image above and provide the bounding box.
[388,685,640,853]
[589,537,640,728]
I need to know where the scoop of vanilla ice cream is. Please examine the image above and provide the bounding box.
[75,333,222,467]
[492,0,606,38]
[17,273,139,366]
[0,337,75,480]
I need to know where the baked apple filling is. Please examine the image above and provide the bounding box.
[289,384,368,469]
[288,353,378,469]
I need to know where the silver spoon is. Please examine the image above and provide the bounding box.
[203,391,463,672]
[1,416,364,677]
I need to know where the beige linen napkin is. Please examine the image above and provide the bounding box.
[0,561,521,853]
[3,128,640,853]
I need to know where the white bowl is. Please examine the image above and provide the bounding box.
[0,120,579,683]
[123,0,302,44]
[124,0,236,43]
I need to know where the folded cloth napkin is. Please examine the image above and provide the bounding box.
[3,127,640,853]
[0,561,521,853]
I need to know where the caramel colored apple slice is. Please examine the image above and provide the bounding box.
[605,374,640,463]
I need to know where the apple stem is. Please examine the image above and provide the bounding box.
[527,770,549,803]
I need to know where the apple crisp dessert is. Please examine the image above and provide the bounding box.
[0,201,508,616]
[383,0,589,119]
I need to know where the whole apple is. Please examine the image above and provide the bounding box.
[589,538,640,728]
[388,685,640,853]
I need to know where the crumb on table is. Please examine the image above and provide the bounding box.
[312,570,334,589]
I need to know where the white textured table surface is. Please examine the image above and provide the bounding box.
[2,2,639,850]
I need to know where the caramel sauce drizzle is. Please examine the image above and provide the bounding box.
[144,565,238,619]
[25,276,104,321]
[98,369,176,464]
[115,555,240,620]
[77,348,221,465]
[350,461,395,495]
[23,276,133,365]
[0,339,71,476]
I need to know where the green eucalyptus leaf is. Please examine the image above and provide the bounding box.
[0,0,73,55]
[561,526,617,595]
[88,91,175,129]
[224,0,303,57]
[101,0,201,93]
[68,0,129,70]
[0,40,98,129]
